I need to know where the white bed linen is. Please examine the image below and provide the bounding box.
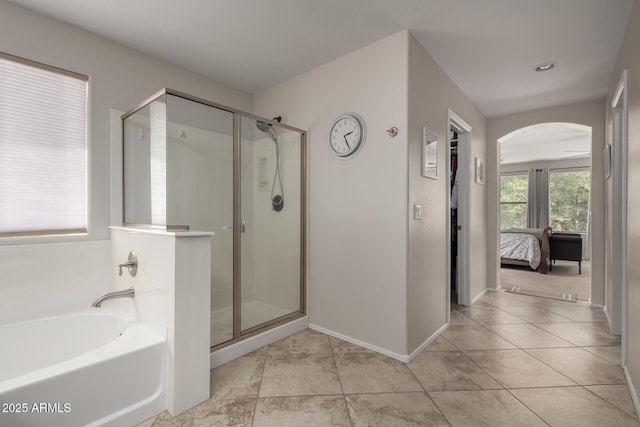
[500,233,541,269]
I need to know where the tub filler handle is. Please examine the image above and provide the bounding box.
[118,251,138,277]
[91,287,135,308]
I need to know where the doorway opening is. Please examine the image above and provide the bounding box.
[447,110,472,313]
[497,122,592,302]
[609,70,627,360]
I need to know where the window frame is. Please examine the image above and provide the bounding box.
[548,166,591,233]
[0,51,89,241]
[499,170,529,230]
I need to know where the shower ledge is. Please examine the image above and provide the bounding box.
[109,226,214,237]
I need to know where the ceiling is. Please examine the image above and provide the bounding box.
[499,123,592,165]
[7,0,633,118]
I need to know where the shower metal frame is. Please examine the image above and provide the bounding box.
[121,88,307,350]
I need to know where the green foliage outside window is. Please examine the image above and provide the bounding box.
[500,174,528,229]
[549,170,590,232]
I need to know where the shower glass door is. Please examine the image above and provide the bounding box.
[165,94,235,347]
[239,116,303,333]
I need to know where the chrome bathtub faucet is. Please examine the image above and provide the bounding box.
[91,287,135,308]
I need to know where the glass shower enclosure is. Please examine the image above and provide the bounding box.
[122,89,306,348]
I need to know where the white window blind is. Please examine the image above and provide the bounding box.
[0,53,88,236]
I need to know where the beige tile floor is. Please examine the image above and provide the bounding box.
[138,291,639,426]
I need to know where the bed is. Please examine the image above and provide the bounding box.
[500,227,551,274]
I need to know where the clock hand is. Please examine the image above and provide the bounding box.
[343,134,350,149]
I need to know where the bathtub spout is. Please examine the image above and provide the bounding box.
[92,287,135,308]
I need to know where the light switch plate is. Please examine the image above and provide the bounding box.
[414,204,422,220]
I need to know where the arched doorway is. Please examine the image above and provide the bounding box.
[497,122,593,302]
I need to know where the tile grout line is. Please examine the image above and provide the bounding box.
[460,299,582,392]
[582,385,640,421]
[327,333,356,427]
[504,387,552,427]
[250,343,271,426]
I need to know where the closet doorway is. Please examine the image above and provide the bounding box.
[447,110,472,312]
[610,70,627,346]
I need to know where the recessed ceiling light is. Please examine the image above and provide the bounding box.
[533,62,557,72]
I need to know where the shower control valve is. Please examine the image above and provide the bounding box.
[118,251,138,277]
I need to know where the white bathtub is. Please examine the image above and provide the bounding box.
[0,303,166,426]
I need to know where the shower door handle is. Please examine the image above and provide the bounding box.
[222,221,246,233]
[241,220,246,233]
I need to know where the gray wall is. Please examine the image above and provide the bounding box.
[0,0,253,244]
[255,31,488,357]
[407,34,487,352]
[0,0,252,321]
[255,31,410,356]
[607,0,640,409]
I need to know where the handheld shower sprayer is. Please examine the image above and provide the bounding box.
[256,118,284,212]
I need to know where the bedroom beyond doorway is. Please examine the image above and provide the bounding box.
[500,260,591,302]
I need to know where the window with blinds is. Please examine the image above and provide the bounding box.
[0,52,88,237]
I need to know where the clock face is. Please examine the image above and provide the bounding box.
[329,114,366,157]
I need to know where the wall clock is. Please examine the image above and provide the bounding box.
[328,113,366,158]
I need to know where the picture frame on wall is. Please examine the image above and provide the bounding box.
[422,127,438,179]
[475,157,485,185]
[604,144,612,180]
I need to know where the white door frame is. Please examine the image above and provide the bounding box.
[610,70,627,362]
[447,109,472,310]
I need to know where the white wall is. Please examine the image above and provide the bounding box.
[407,35,487,352]
[0,241,110,322]
[254,31,410,355]
[111,227,212,415]
[607,0,640,411]
[487,99,606,304]
[0,0,252,323]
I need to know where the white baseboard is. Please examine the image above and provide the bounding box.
[309,322,448,364]
[589,299,605,309]
[407,323,449,362]
[623,365,640,419]
[471,288,489,305]
[210,316,308,369]
[487,286,502,293]
[309,323,410,362]
[603,305,612,325]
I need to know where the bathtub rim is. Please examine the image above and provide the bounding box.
[0,307,166,394]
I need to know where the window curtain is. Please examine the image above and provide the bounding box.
[527,168,549,228]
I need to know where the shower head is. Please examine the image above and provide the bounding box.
[256,120,272,133]
[256,120,278,143]
[255,120,284,212]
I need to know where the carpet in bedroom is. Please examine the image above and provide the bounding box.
[500,260,591,301]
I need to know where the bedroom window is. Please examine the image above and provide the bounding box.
[0,52,88,237]
[549,169,590,232]
[500,173,528,229]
